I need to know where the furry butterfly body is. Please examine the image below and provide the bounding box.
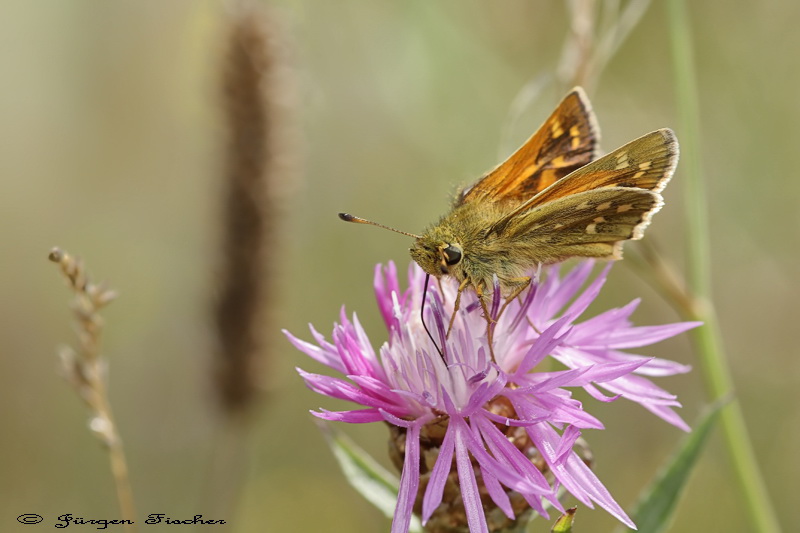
[340,87,678,349]
[407,88,678,295]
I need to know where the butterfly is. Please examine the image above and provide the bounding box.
[340,87,678,355]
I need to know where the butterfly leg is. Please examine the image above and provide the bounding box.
[446,278,471,339]
[474,282,497,363]
[497,276,532,320]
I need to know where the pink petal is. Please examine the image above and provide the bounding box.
[583,383,622,403]
[391,419,422,533]
[562,263,612,322]
[554,425,581,466]
[513,316,573,376]
[534,261,594,320]
[310,408,384,423]
[480,465,515,520]
[641,402,691,432]
[471,416,553,493]
[454,426,489,533]
[297,369,386,407]
[422,420,456,523]
[283,328,345,373]
[568,299,640,342]
[525,423,636,529]
[598,322,703,349]
[587,349,692,377]
[374,262,401,330]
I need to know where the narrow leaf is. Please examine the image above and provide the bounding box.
[617,399,727,533]
[319,421,422,533]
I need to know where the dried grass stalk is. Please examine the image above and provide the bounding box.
[49,247,136,532]
[213,3,295,415]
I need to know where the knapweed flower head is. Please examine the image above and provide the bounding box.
[285,261,699,532]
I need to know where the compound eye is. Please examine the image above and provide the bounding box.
[442,244,462,266]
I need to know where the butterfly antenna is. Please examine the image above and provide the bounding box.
[421,274,446,361]
[338,213,422,239]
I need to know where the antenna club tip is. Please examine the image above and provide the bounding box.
[336,212,421,239]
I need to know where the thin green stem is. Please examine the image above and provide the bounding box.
[667,0,709,297]
[201,413,252,533]
[666,2,781,531]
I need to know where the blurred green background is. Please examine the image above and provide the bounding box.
[2,1,797,531]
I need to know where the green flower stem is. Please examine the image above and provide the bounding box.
[667,1,781,531]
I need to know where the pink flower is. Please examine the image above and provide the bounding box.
[285,261,699,532]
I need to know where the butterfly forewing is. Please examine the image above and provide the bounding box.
[457,87,599,206]
[488,128,677,236]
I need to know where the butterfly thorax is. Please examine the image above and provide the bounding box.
[409,202,533,293]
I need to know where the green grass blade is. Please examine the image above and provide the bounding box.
[616,400,726,533]
[319,421,422,532]
[667,1,782,530]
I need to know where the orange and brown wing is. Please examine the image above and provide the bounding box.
[525,129,678,203]
[457,87,599,206]
[488,129,678,236]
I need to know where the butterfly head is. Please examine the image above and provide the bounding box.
[410,232,463,278]
[337,212,465,277]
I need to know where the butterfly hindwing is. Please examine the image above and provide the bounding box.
[457,87,599,206]
[508,187,664,262]
[524,128,677,205]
